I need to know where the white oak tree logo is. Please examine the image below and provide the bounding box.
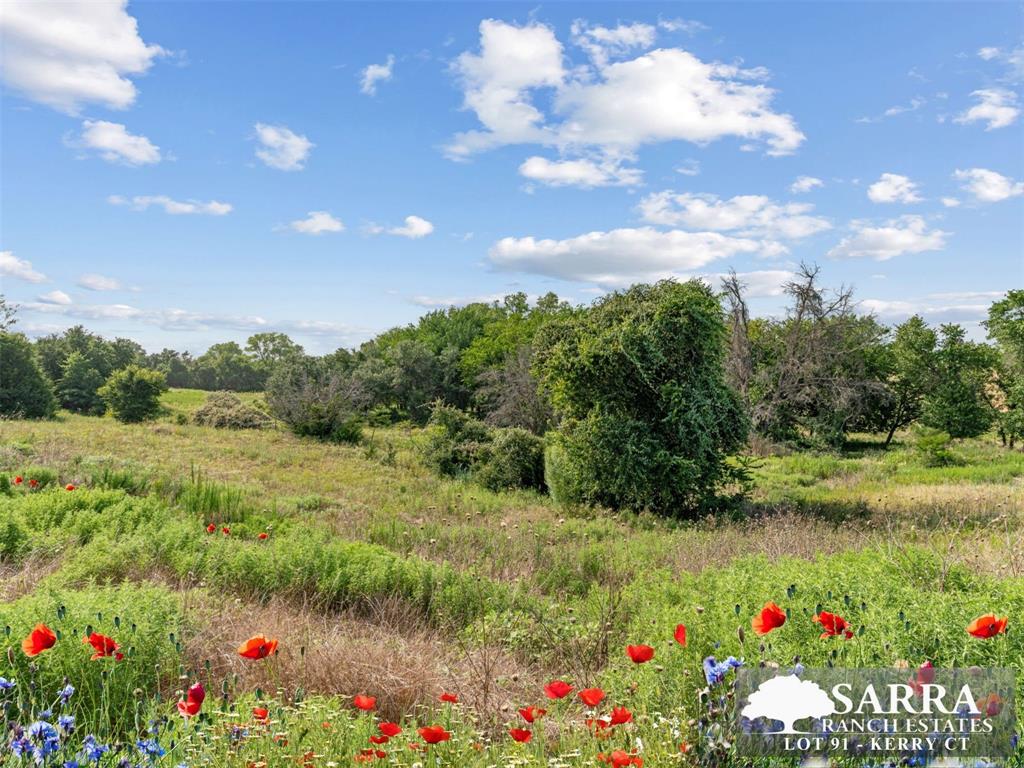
[741,674,836,734]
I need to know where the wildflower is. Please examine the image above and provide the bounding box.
[0,677,14,690]
[177,683,205,717]
[83,632,124,660]
[751,602,787,635]
[238,635,278,659]
[58,683,75,703]
[598,749,644,767]
[674,624,687,646]
[908,661,934,695]
[206,524,216,533]
[976,693,1004,716]
[814,611,854,639]
[58,714,76,733]
[626,644,654,664]
[29,478,39,488]
[222,526,230,535]
[518,706,545,723]
[81,734,109,761]
[136,737,166,758]
[252,706,269,723]
[65,484,75,491]
[24,720,61,763]
[544,680,573,699]
[352,694,376,711]
[14,476,22,484]
[966,614,1008,639]
[22,623,57,656]
[578,687,606,708]
[703,655,743,686]
[609,706,633,725]
[509,728,532,743]
[379,722,402,737]
[417,725,451,744]
[370,735,389,745]
[258,532,269,540]
[439,692,458,703]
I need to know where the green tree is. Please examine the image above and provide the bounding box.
[920,324,997,439]
[245,332,304,368]
[0,332,56,418]
[195,342,264,391]
[877,316,937,446]
[56,351,106,415]
[535,280,749,516]
[0,295,16,331]
[99,365,167,422]
[985,290,1024,447]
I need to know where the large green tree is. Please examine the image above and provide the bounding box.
[985,290,1024,447]
[57,350,106,415]
[920,324,997,439]
[0,332,57,418]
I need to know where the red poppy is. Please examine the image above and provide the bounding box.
[439,692,458,704]
[83,632,123,660]
[222,526,230,536]
[976,692,1004,717]
[29,479,39,488]
[237,634,278,659]
[370,735,389,745]
[598,749,644,767]
[353,694,376,711]
[626,644,654,664]
[544,680,573,699]
[22,623,57,656]
[966,614,1008,639]
[814,611,854,639]
[65,483,75,491]
[587,717,610,734]
[578,687,606,708]
[908,660,935,696]
[674,623,687,646]
[258,532,269,540]
[518,706,546,723]
[206,523,216,533]
[417,725,451,744]
[177,682,205,717]
[13,476,22,485]
[252,707,269,723]
[609,706,633,726]
[509,728,532,743]
[379,722,402,737]
[751,602,787,635]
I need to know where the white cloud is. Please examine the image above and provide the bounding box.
[866,173,922,203]
[978,47,1001,61]
[859,297,996,325]
[288,211,345,235]
[389,215,434,239]
[953,167,1024,202]
[657,17,708,35]
[570,21,656,66]
[675,159,701,176]
[410,292,507,308]
[975,45,1024,83]
[941,197,961,208]
[0,0,165,113]
[76,120,160,165]
[699,269,795,298]
[0,251,47,283]
[254,123,313,171]
[857,97,926,123]
[446,20,804,161]
[790,175,824,193]
[360,55,394,95]
[518,156,642,188]
[108,194,232,215]
[827,216,948,261]
[954,89,1019,130]
[77,273,122,291]
[638,191,831,240]
[488,227,766,287]
[37,290,71,305]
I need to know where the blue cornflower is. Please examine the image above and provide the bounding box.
[38,708,53,719]
[0,677,14,691]
[136,737,166,758]
[64,762,80,768]
[58,684,75,704]
[80,734,109,762]
[58,714,75,733]
[702,655,744,686]
[25,720,61,763]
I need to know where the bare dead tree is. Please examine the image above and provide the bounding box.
[721,270,753,402]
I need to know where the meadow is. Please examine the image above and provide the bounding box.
[1,389,1021,767]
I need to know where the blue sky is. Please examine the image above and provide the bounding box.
[1,1,1021,354]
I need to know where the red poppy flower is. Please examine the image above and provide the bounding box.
[29,479,39,488]
[222,526,230,536]
[253,707,269,723]
[177,682,205,717]
[83,632,123,660]
[258,532,269,540]
[65,484,75,491]
[509,728,532,743]
[814,611,854,639]
[417,725,451,744]
[578,687,606,708]
[674,623,687,646]
[626,644,654,664]
[751,602,787,635]
[908,660,935,696]
[237,634,278,659]
[976,692,1003,717]
[439,692,458,703]
[966,614,1008,639]
[587,717,610,733]
[609,706,633,726]
[206,523,216,533]
[370,735,389,745]
[379,722,402,737]
[22,623,57,657]
[13,476,22,485]
[353,694,376,711]
[598,749,644,767]
[544,680,573,699]
[518,706,546,723]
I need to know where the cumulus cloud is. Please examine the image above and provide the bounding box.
[0,0,165,113]
[360,55,394,95]
[638,191,831,240]
[77,274,122,291]
[867,173,922,203]
[518,156,642,188]
[76,120,160,165]
[37,290,71,305]
[410,292,507,308]
[699,269,795,298]
[570,20,656,66]
[954,89,1019,130]
[288,211,345,235]
[675,159,701,176]
[790,175,824,193]
[0,251,47,283]
[860,295,1003,325]
[974,45,1024,83]
[108,195,232,215]
[389,215,434,239]
[254,123,313,171]
[953,167,1024,202]
[827,216,948,261]
[941,197,961,208]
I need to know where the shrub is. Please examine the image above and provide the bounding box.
[0,331,56,418]
[56,350,106,415]
[476,427,545,492]
[194,391,274,429]
[266,357,365,443]
[99,364,167,422]
[420,402,492,477]
[912,426,961,467]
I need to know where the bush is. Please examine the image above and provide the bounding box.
[0,331,56,418]
[193,391,273,429]
[56,350,106,415]
[266,357,365,443]
[476,427,545,492]
[912,426,962,467]
[420,402,492,477]
[99,365,167,422]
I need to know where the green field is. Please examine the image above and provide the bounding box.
[1,389,1021,767]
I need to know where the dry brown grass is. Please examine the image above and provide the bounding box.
[0,552,65,601]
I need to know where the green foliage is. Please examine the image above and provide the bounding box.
[420,402,492,477]
[266,356,364,442]
[475,427,546,492]
[911,426,961,467]
[0,331,57,418]
[56,350,106,415]
[920,324,998,439]
[34,325,143,386]
[193,341,265,391]
[536,280,749,515]
[193,391,273,429]
[99,365,167,422]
